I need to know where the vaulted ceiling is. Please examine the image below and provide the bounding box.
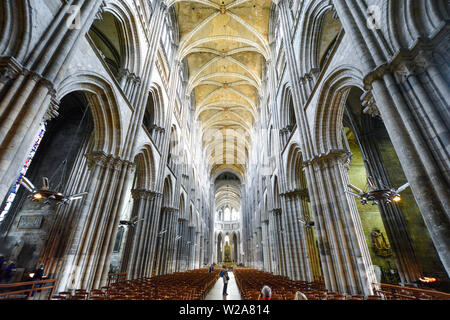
[173,0,272,179]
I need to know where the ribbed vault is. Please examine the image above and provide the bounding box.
[173,0,272,178]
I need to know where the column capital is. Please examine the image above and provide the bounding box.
[131,189,161,200]
[280,188,309,199]
[159,0,168,12]
[276,0,288,8]
[162,206,177,213]
[361,90,380,118]
[0,56,22,84]
[44,97,60,121]
[363,29,447,89]
[305,149,352,169]
[21,68,56,96]
[85,151,133,170]
[94,0,107,21]
[118,67,130,79]
[271,208,282,215]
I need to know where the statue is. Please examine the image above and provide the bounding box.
[224,241,231,262]
[371,228,392,257]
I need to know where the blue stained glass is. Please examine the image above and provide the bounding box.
[0,124,46,222]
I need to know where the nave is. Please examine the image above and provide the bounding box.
[7,268,444,301]
[0,0,449,303]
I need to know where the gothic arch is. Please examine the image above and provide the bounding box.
[149,84,165,128]
[313,66,364,155]
[189,205,194,224]
[133,144,156,191]
[102,0,142,74]
[162,176,174,208]
[273,175,281,209]
[0,0,31,60]
[143,83,165,141]
[278,83,297,150]
[285,143,303,191]
[179,193,186,218]
[195,211,199,229]
[279,83,296,131]
[297,0,340,75]
[56,72,124,157]
[168,124,180,167]
[387,0,449,51]
[89,3,141,79]
[263,195,269,222]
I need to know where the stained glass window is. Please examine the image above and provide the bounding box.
[0,123,46,222]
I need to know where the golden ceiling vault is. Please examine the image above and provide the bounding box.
[173,0,272,178]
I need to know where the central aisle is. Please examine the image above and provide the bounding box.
[205,271,242,300]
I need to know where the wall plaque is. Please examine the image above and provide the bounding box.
[18,215,43,229]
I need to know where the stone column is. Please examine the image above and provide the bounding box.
[0,0,105,203]
[277,0,314,161]
[55,151,133,291]
[257,227,264,270]
[121,0,167,159]
[305,150,376,295]
[214,236,218,264]
[174,218,185,272]
[199,229,204,268]
[167,208,179,274]
[272,209,287,276]
[351,93,422,284]
[261,219,271,272]
[161,207,177,274]
[268,210,278,274]
[281,192,312,281]
[333,0,450,277]
[298,189,322,282]
[280,194,296,279]
[122,189,160,279]
[187,225,195,269]
[368,73,450,276]
[252,231,257,269]
[194,231,201,269]
[293,193,313,281]
[154,207,174,275]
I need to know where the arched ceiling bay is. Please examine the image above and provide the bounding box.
[173,0,272,178]
[214,172,242,211]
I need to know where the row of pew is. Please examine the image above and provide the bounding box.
[51,267,450,300]
[233,268,450,300]
[52,269,220,300]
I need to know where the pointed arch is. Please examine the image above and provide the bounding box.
[0,0,31,61]
[314,66,364,154]
[56,72,124,157]
[133,144,156,191]
[297,0,341,75]
[162,176,174,208]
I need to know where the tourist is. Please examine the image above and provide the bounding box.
[294,291,308,300]
[2,261,16,283]
[0,254,5,282]
[30,263,45,296]
[221,265,229,296]
[258,285,272,300]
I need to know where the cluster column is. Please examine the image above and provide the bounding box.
[122,189,161,279]
[0,0,105,203]
[57,151,133,291]
[305,150,376,295]
[333,0,450,277]
[261,219,272,272]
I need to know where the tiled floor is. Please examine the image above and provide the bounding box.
[205,271,242,300]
